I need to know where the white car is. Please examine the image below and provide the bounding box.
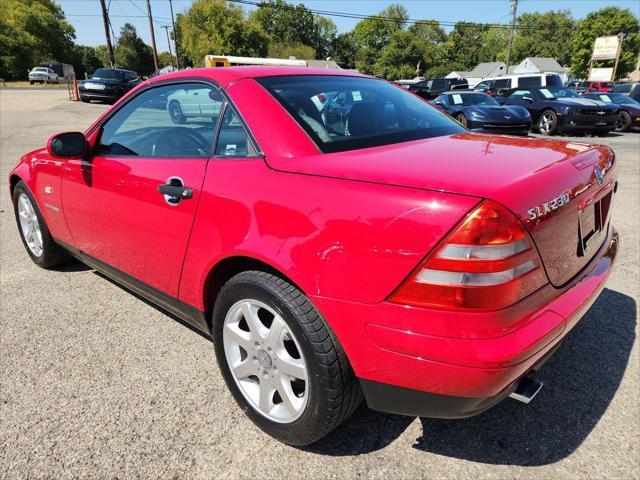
[166,87,222,124]
[28,67,60,84]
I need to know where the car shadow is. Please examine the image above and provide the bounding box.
[51,257,92,272]
[305,288,635,460]
[412,288,635,465]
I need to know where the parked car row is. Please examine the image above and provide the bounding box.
[415,73,640,136]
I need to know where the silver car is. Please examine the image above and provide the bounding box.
[28,67,60,84]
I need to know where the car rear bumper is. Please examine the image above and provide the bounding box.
[312,227,618,418]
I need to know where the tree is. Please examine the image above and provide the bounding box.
[268,42,315,59]
[511,11,576,66]
[250,0,336,60]
[158,51,175,68]
[0,0,76,80]
[440,22,488,72]
[177,0,268,66]
[571,7,640,80]
[114,23,154,75]
[71,45,104,79]
[332,32,356,69]
[352,4,409,74]
[94,45,111,68]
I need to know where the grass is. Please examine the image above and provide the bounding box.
[0,81,69,89]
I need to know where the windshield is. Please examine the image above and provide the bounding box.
[91,68,124,80]
[593,93,638,105]
[539,87,581,99]
[257,75,464,153]
[449,93,499,106]
[32,68,47,72]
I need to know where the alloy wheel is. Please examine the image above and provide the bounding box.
[540,111,556,134]
[223,299,308,423]
[17,193,43,257]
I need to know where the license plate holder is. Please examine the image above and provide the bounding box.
[578,191,612,256]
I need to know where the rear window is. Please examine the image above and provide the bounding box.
[257,75,464,153]
[518,76,542,88]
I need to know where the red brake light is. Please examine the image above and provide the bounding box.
[390,200,548,311]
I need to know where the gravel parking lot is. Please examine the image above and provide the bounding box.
[1,89,638,479]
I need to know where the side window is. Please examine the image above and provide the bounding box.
[518,76,542,88]
[98,83,223,158]
[215,106,257,157]
[493,78,511,89]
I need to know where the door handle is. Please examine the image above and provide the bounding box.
[158,177,193,205]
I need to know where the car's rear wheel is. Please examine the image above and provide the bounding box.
[168,100,186,124]
[12,181,69,268]
[538,110,558,135]
[213,271,362,446]
[455,113,468,127]
[616,111,632,132]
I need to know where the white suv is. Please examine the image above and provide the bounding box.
[474,73,563,96]
[28,67,60,84]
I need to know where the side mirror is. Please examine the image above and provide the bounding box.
[434,101,445,106]
[47,132,86,158]
[523,96,534,103]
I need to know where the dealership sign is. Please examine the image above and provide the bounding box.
[589,67,615,81]
[592,36,621,60]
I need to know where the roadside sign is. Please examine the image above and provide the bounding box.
[589,67,615,82]
[592,36,621,60]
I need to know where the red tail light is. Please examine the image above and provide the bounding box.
[390,200,548,311]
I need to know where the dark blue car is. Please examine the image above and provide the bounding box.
[433,91,531,135]
[498,87,619,136]
[582,92,640,132]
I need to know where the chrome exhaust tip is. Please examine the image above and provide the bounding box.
[509,374,543,404]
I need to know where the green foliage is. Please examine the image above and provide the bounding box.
[0,0,76,80]
[114,23,154,75]
[157,51,175,68]
[177,0,269,67]
[94,45,111,69]
[70,45,104,79]
[332,32,356,69]
[512,11,576,66]
[571,7,640,80]
[268,42,315,60]
[441,22,488,71]
[250,0,336,59]
[353,4,409,74]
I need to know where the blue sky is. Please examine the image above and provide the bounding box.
[59,0,640,51]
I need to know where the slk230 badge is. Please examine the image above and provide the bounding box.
[527,191,571,220]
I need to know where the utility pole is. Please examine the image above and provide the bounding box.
[505,0,518,74]
[168,0,180,69]
[99,0,115,67]
[162,25,173,64]
[146,0,159,72]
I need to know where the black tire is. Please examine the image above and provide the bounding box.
[213,271,362,446]
[12,181,69,268]
[455,113,468,127]
[537,109,558,135]
[168,100,187,124]
[29,81,34,85]
[80,96,90,103]
[616,110,632,132]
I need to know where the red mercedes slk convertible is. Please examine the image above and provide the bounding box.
[9,67,619,445]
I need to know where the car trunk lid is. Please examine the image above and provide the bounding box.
[266,132,617,287]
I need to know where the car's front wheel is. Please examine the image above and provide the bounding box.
[538,110,558,135]
[213,271,362,446]
[616,111,632,132]
[455,113,468,127]
[12,181,69,268]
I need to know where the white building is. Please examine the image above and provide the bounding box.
[511,57,570,83]
[446,62,509,87]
